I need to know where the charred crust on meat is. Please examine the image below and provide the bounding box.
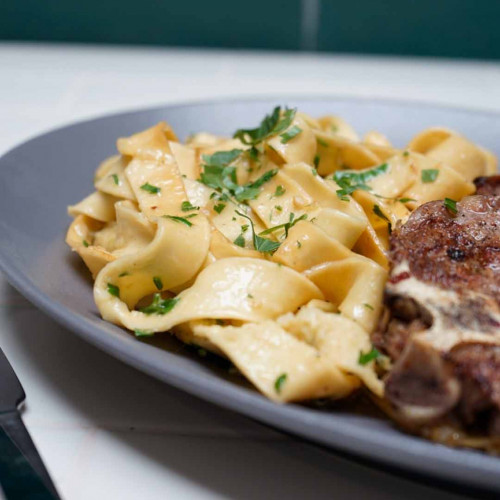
[375,187,500,440]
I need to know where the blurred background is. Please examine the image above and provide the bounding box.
[1,0,500,59]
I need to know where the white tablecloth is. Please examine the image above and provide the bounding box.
[1,42,499,500]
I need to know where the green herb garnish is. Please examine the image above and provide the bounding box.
[233,233,245,247]
[163,215,193,227]
[280,125,302,144]
[275,373,287,394]
[421,169,439,183]
[139,294,179,315]
[259,212,308,239]
[181,201,199,212]
[213,203,226,214]
[233,106,297,147]
[200,149,277,203]
[358,347,380,365]
[107,283,120,298]
[140,182,161,194]
[363,303,374,311]
[82,239,89,247]
[235,210,281,254]
[403,151,409,157]
[118,271,130,277]
[398,197,416,203]
[316,137,329,148]
[153,276,163,290]
[444,197,458,215]
[333,163,388,200]
[313,154,320,168]
[111,174,119,185]
[134,329,154,338]
[373,204,390,222]
[273,185,286,197]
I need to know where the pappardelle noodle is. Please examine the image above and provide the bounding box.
[66,107,496,403]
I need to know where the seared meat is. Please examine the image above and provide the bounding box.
[376,190,500,436]
[390,196,500,303]
[475,175,500,196]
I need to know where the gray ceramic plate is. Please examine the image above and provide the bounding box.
[1,97,499,493]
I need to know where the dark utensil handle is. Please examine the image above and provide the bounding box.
[0,410,60,499]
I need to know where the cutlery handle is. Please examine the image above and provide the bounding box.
[0,410,60,499]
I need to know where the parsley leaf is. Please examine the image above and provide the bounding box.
[181,201,199,212]
[200,149,277,203]
[274,373,287,393]
[82,239,89,247]
[163,215,194,227]
[373,204,390,223]
[107,283,120,298]
[273,185,286,197]
[235,210,281,254]
[358,347,380,365]
[398,197,416,203]
[313,154,320,168]
[280,125,302,144]
[134,329,154,338]
[363,303,374,311]
[233,233,245,247]
[140,182,161,194]
[332,163,388,200]
[139,294,179,315]
[259,212,307,239]
[111,173,120,185]
[444,197,458,215]
[213,203,226,214]
[316,137,328,148]
[153,276,163,290]
[233,107,297,146]
[421,169,439,183]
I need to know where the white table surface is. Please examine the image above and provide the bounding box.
[1,42,499,500]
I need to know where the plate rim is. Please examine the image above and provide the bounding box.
[1,95,499,494]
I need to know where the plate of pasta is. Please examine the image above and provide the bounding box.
[0,97,499,493]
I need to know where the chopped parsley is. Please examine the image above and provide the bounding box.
[134,329,154,338]
[139,294,179,315]
[421,169,439,183]
[296,240,302,249]
[235,210,281,254]
[373,204,390,223]
[181,201,199,212]
[153,276,163,290]
[247,293,254,299]
[213,203,226,214]
[273,185,286,197]
[313,154,320,168]
[444,197,458,215]
[274,373,287,394]
[241,224,249,232]
[107,283,120,298]
[398,197,416,203]
[275,205,283,212]
[200,149,277,203]
[316,137,329,148]
[358,347,380,365]
[311,167,318,176]
[82,239,89,247]
[363,303,374,311]
[233,233,245,247]
[403,151,409,157]
[233,106,297,147]
[163,215,194,227]
[259,212,308,239]
[118,271,130,277]
[333,163,388,201]
[111,174,120,185]
[140,182,161,194]
[280,125,302,144]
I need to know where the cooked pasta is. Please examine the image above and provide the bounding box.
[66,107,496,404]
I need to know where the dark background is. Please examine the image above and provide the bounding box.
[1,0,500,59]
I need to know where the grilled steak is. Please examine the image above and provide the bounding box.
[375,190,500,436]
